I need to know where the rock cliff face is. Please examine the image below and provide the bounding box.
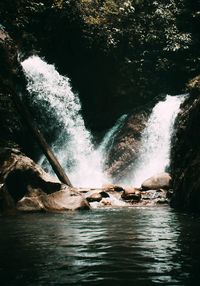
[171,76,200,212]
[0,26,40,158]
[0,148,90,213]
[105,108,148,182]
[0,26,29,151]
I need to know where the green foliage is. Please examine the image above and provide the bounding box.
[53,0,65,7]
[75,0,192,53]
[0,0,200,130]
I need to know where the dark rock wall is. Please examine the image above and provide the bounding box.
[0,27,36,155]
[105,109,148,182]
[105,96,164,182]
[0,27,23,145]
[171,76,200,212]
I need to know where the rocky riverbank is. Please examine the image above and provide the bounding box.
[0,25,170,215]
[0,147,171,214]
[1,1,200,213]
[0,148,90,213]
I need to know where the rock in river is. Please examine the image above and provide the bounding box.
[141,173,172,191]
[0,148,90,212]
[121,187,141,201]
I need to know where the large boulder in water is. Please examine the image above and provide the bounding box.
[85,191,103,203]
[121,187,141,201]
[0,148,61,202]
[17,186,90,212]
[141,173,172,191]
[0,148,90,212]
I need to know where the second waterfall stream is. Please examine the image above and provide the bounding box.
[126,94,187,187]
[22,56,186,188]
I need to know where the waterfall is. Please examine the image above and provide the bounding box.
[22,55,109,187]
[98,114,127,155]
[126,94,187,187]
[21,55,186,189]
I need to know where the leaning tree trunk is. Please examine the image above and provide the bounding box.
[11,90,73,187]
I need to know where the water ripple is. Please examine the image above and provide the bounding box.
[0,207,200,286]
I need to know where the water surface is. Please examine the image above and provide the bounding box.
[0,207,200,286]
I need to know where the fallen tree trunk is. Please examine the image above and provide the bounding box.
[11,90,73,187]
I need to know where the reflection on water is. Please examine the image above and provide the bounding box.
[0,207,200,286]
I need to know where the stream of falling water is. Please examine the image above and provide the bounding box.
[127,94,187,187]
[22,55,186,188]
[22,56,108,187]
[22,56,127,187]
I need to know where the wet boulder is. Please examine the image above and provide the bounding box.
[0,148,61,202]
[17,186,90,212]
[102,184,124,192]
[100,191,110,198]
[121,187,141,202]
[85,191,103,203]
[0,148,90,212]
[141,173,172,191]
[83,187,129,209]
[84,189,110,203]
[42,187,90,211]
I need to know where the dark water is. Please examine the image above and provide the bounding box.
[0,207,200,286]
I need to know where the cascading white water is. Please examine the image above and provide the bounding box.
[98,114,127,155]
[21,55,186,189]
[126,94,187,187]
[22,55,109,187]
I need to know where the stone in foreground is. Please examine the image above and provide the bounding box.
[0,148,89,212]
[17,186,90,212]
